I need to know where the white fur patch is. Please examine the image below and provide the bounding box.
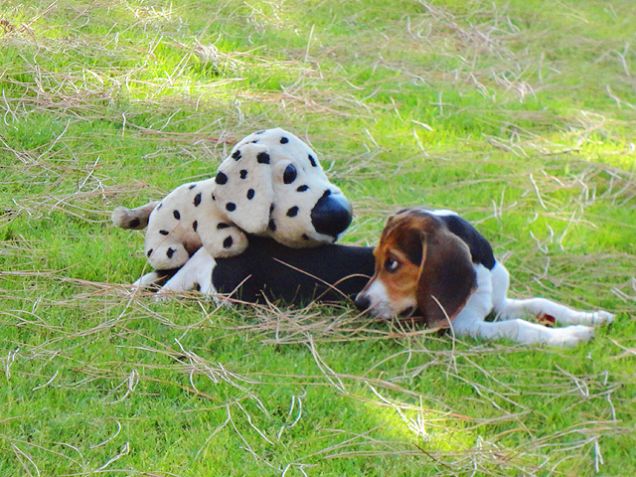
[157,248,217,300]
[364,279,392,319]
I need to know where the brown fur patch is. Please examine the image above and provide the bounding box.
[371,247,421,316]
[361,211,434,318]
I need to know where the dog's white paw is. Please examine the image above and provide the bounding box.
[548,325,594,347]
[153,291,172,303]
[127,281,152,298]
[590,311,614,326]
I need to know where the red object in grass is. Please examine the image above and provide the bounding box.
[537,313,556,327]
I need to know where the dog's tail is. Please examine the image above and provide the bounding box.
[111,201,159,230]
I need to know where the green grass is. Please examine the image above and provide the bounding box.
[1,0,635,475]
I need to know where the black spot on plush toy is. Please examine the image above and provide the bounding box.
[112,128,353,276]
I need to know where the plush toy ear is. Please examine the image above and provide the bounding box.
[175,178,249,258]
[416,228,477,328]
[213,143,274,235]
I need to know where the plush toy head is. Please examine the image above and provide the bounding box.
[113,128,354,271]
[213,128,352,248]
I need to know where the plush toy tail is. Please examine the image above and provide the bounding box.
[111,201,159,230]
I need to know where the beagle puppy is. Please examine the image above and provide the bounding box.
[136,209,613,346]
[355,208,614,346]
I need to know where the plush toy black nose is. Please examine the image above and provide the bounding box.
[354,293,370,310]
[310,190,353,238]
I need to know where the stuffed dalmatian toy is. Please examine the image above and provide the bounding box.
[112,128,353,274]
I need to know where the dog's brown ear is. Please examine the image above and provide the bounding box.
[416,227,476,328]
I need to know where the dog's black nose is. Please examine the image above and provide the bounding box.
[310,190,353,238]
[354,293,370,310]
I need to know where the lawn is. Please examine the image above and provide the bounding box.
[1,0,635,475]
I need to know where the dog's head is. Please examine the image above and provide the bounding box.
[213,128,352,248]
[355,208,477,327]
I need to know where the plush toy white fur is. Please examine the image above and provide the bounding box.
[112,128,351,271]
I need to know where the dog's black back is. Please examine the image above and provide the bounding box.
[213,236,375,304]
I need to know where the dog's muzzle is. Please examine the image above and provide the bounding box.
[310,190,353,238]
[354,293,371,311]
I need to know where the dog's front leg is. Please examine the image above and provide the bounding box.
[156,248,216,299]
[132,271,163,290]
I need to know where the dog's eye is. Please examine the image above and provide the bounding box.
[384,258,400,273]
